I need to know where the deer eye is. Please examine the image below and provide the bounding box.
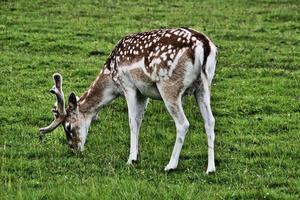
[66,123,72,132]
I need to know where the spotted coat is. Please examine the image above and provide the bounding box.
[102,28,211,82]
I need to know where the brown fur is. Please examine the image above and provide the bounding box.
[129,68,153,84]
[78,73,110,113]
[156,49,192,104]
[104,28,210,78]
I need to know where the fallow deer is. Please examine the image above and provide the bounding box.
[40,28,217,173]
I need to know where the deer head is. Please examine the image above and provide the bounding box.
[39,73,90,151]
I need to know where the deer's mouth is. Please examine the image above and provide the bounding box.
[67,135,81,149]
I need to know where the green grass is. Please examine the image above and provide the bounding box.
[1,0,300,199]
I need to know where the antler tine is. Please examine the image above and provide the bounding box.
[49,73,66,116]
[39,118,62,134]
[39,73,66,134]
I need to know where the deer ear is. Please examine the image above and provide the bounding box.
[68,92,77,110]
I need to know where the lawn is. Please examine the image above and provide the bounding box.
[0,0,300,199]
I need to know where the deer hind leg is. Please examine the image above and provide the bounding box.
[157,83,190,171]
[194,73,216,174]
[124,88,148,164]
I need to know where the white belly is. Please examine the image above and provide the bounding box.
[135,81,162,100]
[118,67,162,100]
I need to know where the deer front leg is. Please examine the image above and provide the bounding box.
[124,88,148,164]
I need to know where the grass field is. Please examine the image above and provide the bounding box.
[1,0,300,199]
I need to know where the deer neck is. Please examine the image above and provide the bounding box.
[77,73,117,118]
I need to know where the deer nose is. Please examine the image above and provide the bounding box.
[68,141,78,150]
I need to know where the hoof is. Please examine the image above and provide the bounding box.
[206,166,216,174]
[164,164,177,171]
[126,158,137,165]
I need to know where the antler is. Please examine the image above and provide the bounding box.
[39,73,66,134]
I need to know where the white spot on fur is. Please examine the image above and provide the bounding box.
[174,30,180,35]
[155,50,160,56]
[151,57,161,65]
[161,52,168,61]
